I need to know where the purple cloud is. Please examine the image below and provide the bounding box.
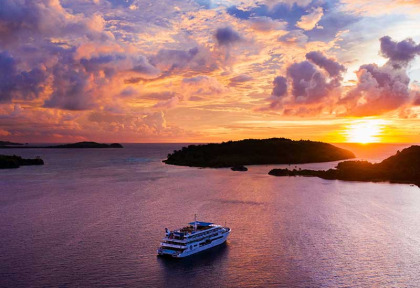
[132,56,160,77]
[271,76,287,97]
[278,30,308,45]
[0,51,46,103]
[413,94,420,106]
[380,36,420,63]
[265,51,346,111]
[287,61,329,103]
[229,74,253,86]
[305,51,345,77]
[44,62,96,111]
[341,63,411,116]
[215,27,242,46]
[341,36,420,116]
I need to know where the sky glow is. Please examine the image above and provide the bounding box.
[1,0,420,143]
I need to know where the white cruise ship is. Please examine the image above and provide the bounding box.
[157,218,231,258]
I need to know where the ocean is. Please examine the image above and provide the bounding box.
[1,143,419,287]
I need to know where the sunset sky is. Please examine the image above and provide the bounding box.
[1,0,420,143]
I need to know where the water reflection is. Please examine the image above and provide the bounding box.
[158,243,230,287]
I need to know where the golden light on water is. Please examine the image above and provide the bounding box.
[345,119,388,144]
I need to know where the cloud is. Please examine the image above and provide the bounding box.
[182,75,226,97]
[0,0,110,48]
[249,16,287,31]
[229,74,253,85]
[287,61,330,103]
[305,51,346,77]
[215,27,242,46]
[341,36,420,116]
[152,96,180,109]
[271,76,288,97]
[296,7,324,30]
[414,94,420,106]
[340,63,412,116]
[226,2,307,26]
[0,51,47,103]
[267,76,288,109]
[265,51,346,112]
[380,36,420,63]
[44,60,96,110]
[131,56,161,78]
[150,46,217,75]
[305,10,360,42]
[278,30,308,45]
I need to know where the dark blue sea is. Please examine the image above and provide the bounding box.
[1,143,420,287]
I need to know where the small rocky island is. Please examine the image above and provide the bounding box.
[231,165,248,172]
[48,141,123,148]
[0,155,44,169]
[269,145,420,187]
[164,138,355,168]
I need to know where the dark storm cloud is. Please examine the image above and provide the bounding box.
[305,51,345,77]
[380,36,420,63]
[271,76,287,97]
[215,27,242,46]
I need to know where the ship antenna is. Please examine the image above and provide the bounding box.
[194,214,197,231]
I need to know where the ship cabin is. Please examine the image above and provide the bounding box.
[164,221,221,243]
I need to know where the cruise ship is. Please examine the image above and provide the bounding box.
[157,218,231,258]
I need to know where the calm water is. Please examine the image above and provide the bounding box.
[1,143,420,287]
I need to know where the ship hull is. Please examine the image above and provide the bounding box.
[157,230,230,258]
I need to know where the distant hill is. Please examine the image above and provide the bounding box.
[48,142,123,148]
[269,145,420,187]
[0,155,44,169]
[164,138,355,168]
[0,141,23,147]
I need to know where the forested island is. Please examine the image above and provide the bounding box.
[164,138,355,168]
[0,155,44,169]
[48,142,123,148]
[0,141,23,147]
[269,146,420,187]
[0,141,123,148]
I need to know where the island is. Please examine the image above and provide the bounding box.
[0,141,123,149]
[0,155,44,169]
[0,141,23,147]
[48,142,123,148]
[163,138,355,168]
[231,165,248,172]
[269,145,420,187]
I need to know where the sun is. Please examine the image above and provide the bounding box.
[345,119,387,144]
